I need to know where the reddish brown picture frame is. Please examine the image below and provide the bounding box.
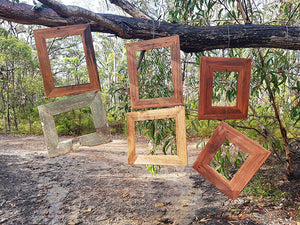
[34,24,100,98]
[126,35,183,109]
[192,122,270,200]
[127,107,188,166]
[198,57,252,120]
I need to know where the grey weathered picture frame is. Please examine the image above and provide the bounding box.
[38,91,111,157]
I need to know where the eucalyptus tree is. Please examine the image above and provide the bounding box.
[0,27,41,133]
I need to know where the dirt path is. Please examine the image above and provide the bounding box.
[0,135,298,224]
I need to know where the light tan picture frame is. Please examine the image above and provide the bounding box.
[34,24,101,98]
[38,91,111,157]
[126,35,184,109]
[127,106,188,166]
[198,57,252,120]
[192,122,270,200]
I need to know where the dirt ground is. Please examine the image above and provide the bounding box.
[0,135,299,225]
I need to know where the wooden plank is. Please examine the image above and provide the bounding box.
[33,24,101,98]
[127,106,187,166]
[39,91,95,115]
[198,56,252,120]
[193,122,270,200]
[126,35,184,109]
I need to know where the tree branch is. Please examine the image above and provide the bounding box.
[37,0,124,36]
[109,0,151,19]
[0,0,300,52]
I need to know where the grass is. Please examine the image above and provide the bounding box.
[243,170,291,205]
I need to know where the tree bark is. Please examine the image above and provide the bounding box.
[0,0,300,52]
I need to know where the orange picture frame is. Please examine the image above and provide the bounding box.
[198,57,252,120]
[34,24,101,98]
[192,122,270,200]
[126,35,183,109]
[127,107,188,166]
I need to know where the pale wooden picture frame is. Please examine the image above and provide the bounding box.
[127,106,188,166]
[126,35,184,109]
[34,24,101,98]
[192,122,270,200]
[198,56,252,120]
[38,91,111,157]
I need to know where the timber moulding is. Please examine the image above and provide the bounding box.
[198,56,252,120]
[38,91,111,157]
[34,24,101,98]
[127,106,188,166]
[193,122,271,200]
[126,35,183,109]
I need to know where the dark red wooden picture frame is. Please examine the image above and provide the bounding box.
[198,57,252,120]
[34,24,100,98]
[192,122,270,200]
[126,35,183,109]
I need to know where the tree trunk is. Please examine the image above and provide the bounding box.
[6,70,10,133]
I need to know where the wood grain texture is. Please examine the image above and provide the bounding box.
[127,106,188,166]
[33,24,101,98]
[198,56,252,120]
[38,91,111,157]
[192,122,271,200]
[126,35,183,109]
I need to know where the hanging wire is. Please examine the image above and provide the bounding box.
[225,26,231,120]
[152,19,156,39]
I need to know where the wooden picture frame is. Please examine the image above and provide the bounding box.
[127,106,188,166]
[192,122,270,200]
[34,24,101,98]
[126,35,183,109]
[38,91,111,157]
[198,57,252,120]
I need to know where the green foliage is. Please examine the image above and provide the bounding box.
[169,0,216,26]
[211,147,247,180]
[0,27,9,38]
[138,48,174,99]
[0,29,42,134]
[146,165,161,174]
[187,119,217,138]
[54,107,95,136]
[138,118,177,155]
[243,173,289,202]
[212,71,238,106]
[32,3,48,10]
[198,139,248,180]
[47,36,89,87]
[17,120,43,135]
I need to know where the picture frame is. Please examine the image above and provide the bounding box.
[34,24,101,98]
[126,35,183,109]
[38,91,111,157]
[127,106,188,166]
[198,56,252,120]
[192,122,270,200]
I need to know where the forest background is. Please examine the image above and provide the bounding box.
[0,0,299,178]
